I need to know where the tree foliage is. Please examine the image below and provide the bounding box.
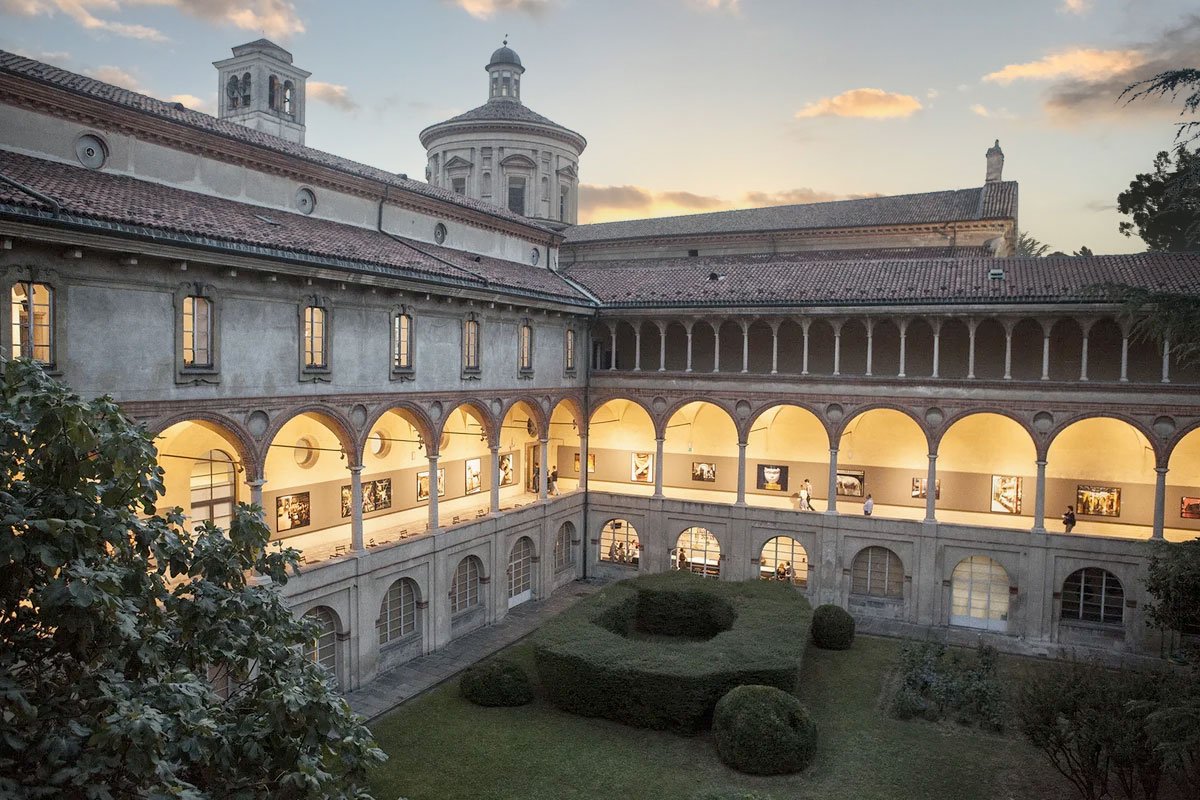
[1116,146,1200,252]
[1095,283,1200,367]
[0,360,384,799]
[1143,539,1200,637]
[1016,229,1052,257]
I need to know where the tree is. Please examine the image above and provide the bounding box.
[1096,283,1200,367]
[1144,539,1200,640]
[1116,146,1200,252]
[0,360,385,798]
[1016,229,1052,257]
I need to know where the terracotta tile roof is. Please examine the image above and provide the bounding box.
[419,99,586,147]
[567,245,992,266]
[564,183,1018,245]
[0,149,589,305]
[565,249,1200,308]
[0,50,551,234]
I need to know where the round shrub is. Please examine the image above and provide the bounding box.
[534,572,812,733]
[712,685,817,775]
[459,658,533,707]
[811,604,855,650]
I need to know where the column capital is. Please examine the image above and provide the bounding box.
[246,478,267,488]
[349,464,364,475]
[1155,465,1169,475]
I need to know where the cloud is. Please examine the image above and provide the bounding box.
[983,48,1145,85]
[689,0,741,12]
[742,188,882,206]
[1060,0,1091,14]
[0,0,305,41]
[795,88,923,119]
[447,0,553,18]
[168,92,212,113]
[86,64,147,92]
[8,45,71,63]
[657,190,726,210]
[969,103,1016,120]
[308,81,358,111]
[1085,200,1117,212]
[579,183,881,223]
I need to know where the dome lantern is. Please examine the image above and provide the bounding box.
[487,38,525,102]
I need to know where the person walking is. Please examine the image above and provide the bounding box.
[1062,505,1077,533]
[863,494,874,516]
[803,478,814,510]
[548,467,559,496]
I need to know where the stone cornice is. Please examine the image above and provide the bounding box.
[420,118,587,153]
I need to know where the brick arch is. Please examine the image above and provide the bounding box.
[1164,418,1200,469]
[742,401,833,449]
[438,401,497,451]
[360,402,436,457]
[260,405,359,469]
[1044,412,1161,465]
[548,395,586,430]
[835,403,932,452]
[500,396,548,440]
[587,394,655,427]
[658,396,740,441]
[149,411,261,481]
[931,408,1039,453]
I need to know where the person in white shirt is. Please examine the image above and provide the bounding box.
[863,494,874,516]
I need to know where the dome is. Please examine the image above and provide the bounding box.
[488,45,522,69]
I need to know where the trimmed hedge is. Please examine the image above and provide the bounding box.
[712,685,818,775]
[459,658,533,707]
[811,604,855,650]
[534,572,811,733]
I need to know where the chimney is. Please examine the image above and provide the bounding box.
[985,139,1004,183]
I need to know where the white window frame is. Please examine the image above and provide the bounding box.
[390,306,414,380]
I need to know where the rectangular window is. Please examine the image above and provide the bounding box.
[463,318,480,371]
[520,322,533,371]
[564,328,576,372]
[11,281,54,365]
[392,313,412,370]
[182,296,212,368]
[304,305,326,368]
[452,177,466,195]
[507,178,526,215]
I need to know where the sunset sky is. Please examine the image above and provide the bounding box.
[2,0,1197,253]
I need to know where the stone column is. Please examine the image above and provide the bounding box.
[826,447,839,514]
[427,454,440,531]
[490,445,501,514]
[1153,466,1167,540]
[924,453,937,523]
[657,322,667,372]
[539,437,549,500]
[967,318,977,379]
[801,319,811,376]
[1120,332,1130,382]
[609,327,617,371]
[770,320,780,375]
[349,465,366,552]
[653,436,665,499]
[930,319,941,379]
[898,320,908,378]
[865,318,874,377]
[1003,322,1014,380]
[832,319,843,377]
[685,321,694,373]
[633,325,642,372]
[713,323,722,373]
[1162,339,1171,384]
[248,478,266,515]
[578,433,589,494]
[736,441,747,506]
[1040,322,1051,381]
[740,320,750,373]
[1033,459,1047,533]
[1079,320,1092,381]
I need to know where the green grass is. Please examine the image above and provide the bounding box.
[368,634,1075,800]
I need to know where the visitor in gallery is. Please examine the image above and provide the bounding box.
[863,494,874,516]
[775,562,787,581]
[615,542,626,562]
[803,478,814,509]
[1062,506,1077,533]
[784,562,795,583]
[628,540,639,565]
[676,548,688,571]
[608,540,619,561]
[548,467,559,496]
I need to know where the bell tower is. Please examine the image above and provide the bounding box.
[213,39,310,145]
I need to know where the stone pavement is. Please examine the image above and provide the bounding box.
[347,578,606,721]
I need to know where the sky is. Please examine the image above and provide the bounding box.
[1,0,1198,254]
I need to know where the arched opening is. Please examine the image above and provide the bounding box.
[972,318,1007,380]
[746,320,774,373]
[850,546,903,599]
[507,536,535,608]
[938,318,970,379]
[599,518,640,568]
[263,412,352,563]
[663,321,688,371]
[807,319,835,375]
[1126,332,1161,384]
[840,319,868,376]
[904,319,934,378]
[450,555,484,619]
[614,320,637,371]
[154,419,252,534]
[1060,567,1124,626]
[837,408,928,519]
[302,606,340,688]
[359,408,432,545]
[776,319,804,374]
[936,413,1037,530]
[591,321,614,370]
[717,320,742,373]
[377,578,420,647]
[636,320,658,371]
[548,399,582,495]
[746,404,829,511]
[554,521,576,571]
[497,401,540,502]
[588,399,655,496]
[1009,319,1043,381]
[950,556,1010,632]
[1048,319,1084,382]
[1047,417,1156,539]
[438,402,494,523]
[1165,427,1200,542]
[690,320,716,373]
[663,401,739,503]
[759,536,809,588]
[674,526,721,578]
[871,319,901,376]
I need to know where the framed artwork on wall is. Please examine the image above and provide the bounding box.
[573,452,596,473]
[691,461,717,482]
[630,452,653,483]
[835,470,865,497]
[1076,485,1120,517]
[910,477,941,499]
[990,475,1022,514]
[416,468,447,501]
[757,464,789,492]
[1182,496,1200,519]
[465,458,482,494]
[276,492,310,532]
[340,478,393,518]
[498,452,516,487]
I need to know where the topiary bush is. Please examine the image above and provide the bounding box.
[534,572,811,733]
[811,604,855,650]
[459,658,533,707]
[712,685,818,775]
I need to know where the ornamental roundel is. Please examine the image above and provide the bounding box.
[924,407,944,427]
[1153,416,1177,438]
[825,403,844,423]
[1032,411,1054,433]
[247,410,270,438]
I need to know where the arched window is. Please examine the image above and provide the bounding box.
[554,522,575,570]
[190,449,236,530]
[392,310,413,372]
[507,537,534,607]
[951,556,1010,631]
[283,80,295,116]
[600,518,639,566]
[851,546,903,598]
[182,295,212,368]
[564,328,576,373]
[226,75,241,109]
[482,172,492,196]
[519,320,533,373]
[450,556,482,615]
[462,316,480,372]
[1061,568,1124,626]
[507,176,526,215]
[377,578,418,645]
[240,72,251,106]
[10,281,54,365]
[760,536,809,588]
[302,607,337,676]
[676,526,721,578]
[303,303,327,369]
[268,75,279,110]
[559,186,569,221]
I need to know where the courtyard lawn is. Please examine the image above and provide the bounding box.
[368,633,1076,800]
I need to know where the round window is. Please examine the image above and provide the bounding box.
[530,247,540,266]
[74,134,108,169]
[294,436,319,468]
[434,223,447,245]
[295,188,316,215]
[368,430,390,458]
